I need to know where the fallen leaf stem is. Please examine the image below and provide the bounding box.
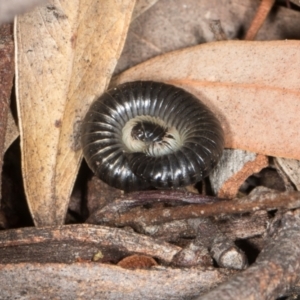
[245,0,275,40]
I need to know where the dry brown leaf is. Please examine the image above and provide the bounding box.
[132,0,159,20]
[115,0,300,74]
[15,0,135,226]
[115,40,300,160]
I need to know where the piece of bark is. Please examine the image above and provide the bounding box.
[209,150,268,198]
[89,189,300,227]
[198,209,300,300]
[0,263,232,299]
[275,157,300,191]
[0,224,181,264]
[0,23,14,200]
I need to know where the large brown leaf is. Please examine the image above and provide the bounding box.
[15,0,136,225]
[115,40,300,160]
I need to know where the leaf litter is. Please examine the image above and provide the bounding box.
[1,0,300,299]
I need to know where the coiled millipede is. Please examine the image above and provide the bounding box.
[81,81,224,191]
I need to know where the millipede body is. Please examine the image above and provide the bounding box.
[81,81,224,191]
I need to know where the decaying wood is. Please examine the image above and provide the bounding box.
[198,209,300,300]
[0,263,232,299]
[87,189,300,227]
[0,23,14,200]
[0,224,180,264]
[209,149,268,198]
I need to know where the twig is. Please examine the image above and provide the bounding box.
[244,0,275,40]
[0,263,232,299]
[193,218,248,270]
[171,217,248,269]
[0,224,181,264]
[87,190,223,223]
[88,189,300,227]
[172,242,213,267]
[210,234,248,270]
[197,209,300,300]
[142,210,268,242]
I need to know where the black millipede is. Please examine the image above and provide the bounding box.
[81,81,224,191]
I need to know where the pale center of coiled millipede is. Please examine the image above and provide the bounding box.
[122,115,183,157]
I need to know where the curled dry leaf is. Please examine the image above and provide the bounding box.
[116,40,300,160]
[210,149,268,198]
[15,0,136,225]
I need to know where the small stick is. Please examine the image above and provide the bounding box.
[90,190,300,227]
[244,0,275,40]
[194,218,248,270]
[87,190,223,223]
[197,209,300,300]
[210,234,248,270]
